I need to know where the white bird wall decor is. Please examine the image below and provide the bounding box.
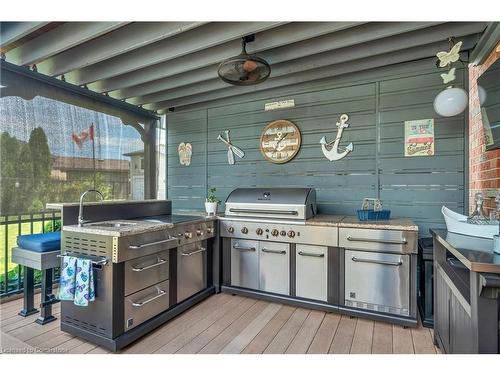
[320,114,354,161]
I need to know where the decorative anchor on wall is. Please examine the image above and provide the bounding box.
[320,113,354,161]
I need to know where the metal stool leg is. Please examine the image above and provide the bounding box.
[19,266,38,317]
[35,268,57,325]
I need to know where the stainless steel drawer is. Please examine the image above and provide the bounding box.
[177,242,207,302]
[124,280,170,331]
[124,249,170,296]
[116,231,179,263]
[296,244,327,302]
[345,249,410,316]
[339,227,417,254]
[231,239,259,289]
[259,241,289,295]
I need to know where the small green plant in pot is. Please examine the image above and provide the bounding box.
[205,187,219,216]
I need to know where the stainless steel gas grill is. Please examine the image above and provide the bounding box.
[219,187,418,328]
[220,187,338,305]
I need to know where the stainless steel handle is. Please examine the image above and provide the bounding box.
[131,288,166,307]
[346,236,407,245]
[129,237,176,249]
[229,208,298,216]
[261,248,286,255]
[131,258,167,272]
[298,251,325,258]
[233,244,256,251]
[351,256,403,267]
[181,247,206,257]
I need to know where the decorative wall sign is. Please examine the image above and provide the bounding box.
[404,119,435,157]
[178,142,192,166]
[217,130,245,165]
[260,119,301,164]
[264,99,295,111]
[320,113,354,161]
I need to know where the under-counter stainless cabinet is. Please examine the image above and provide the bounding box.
[231,239,259,289]
[259,241,289,295]
[295,244,328,301]
[177,242,207,302]
[345,249,410,316]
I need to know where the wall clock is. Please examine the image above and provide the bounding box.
[260,119,301,164]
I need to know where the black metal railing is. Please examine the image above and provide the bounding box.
[0,211,61,298]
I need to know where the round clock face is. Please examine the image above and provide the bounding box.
[260,120,301,164]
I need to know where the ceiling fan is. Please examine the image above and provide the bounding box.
[217,35,271,86]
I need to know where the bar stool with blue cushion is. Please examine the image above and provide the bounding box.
[12,232,61,325]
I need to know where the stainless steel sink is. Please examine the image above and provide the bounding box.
[88,222,137,228]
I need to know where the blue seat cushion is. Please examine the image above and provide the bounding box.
[17,232,61,253]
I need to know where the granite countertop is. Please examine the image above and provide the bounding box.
[306,215,418,231]
[63,215,216,237]
[306,215,345,227]
[431,228,500,273]
[339,216,419,231]
[46,199,169,210]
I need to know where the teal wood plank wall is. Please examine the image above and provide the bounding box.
[167,58,467,235]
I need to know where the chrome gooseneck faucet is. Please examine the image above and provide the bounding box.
[78,189,104,227]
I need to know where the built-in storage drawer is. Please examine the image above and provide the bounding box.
[339,227,417,254]
[177,242,207,303]
[345,249,410,316]
[124,280,169,331]
[259,241,289,295]
[231,239,259,290]
[116,231,179,263]
[124,249,170,296]
[296,244,327,302]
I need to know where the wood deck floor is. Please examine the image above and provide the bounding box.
[0,292,440,354]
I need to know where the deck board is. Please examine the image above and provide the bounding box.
[329,315,357,353]
[0,293,440,354]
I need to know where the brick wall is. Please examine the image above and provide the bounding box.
[468,41,500,215]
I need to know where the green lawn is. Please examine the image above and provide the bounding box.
[0,221,44,279]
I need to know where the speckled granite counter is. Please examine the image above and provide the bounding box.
[431,228,500,273]
[63,215,216,237]
[305,214,418,231]
[339,216,418,231]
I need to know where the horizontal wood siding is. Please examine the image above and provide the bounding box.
[167,58,467,233]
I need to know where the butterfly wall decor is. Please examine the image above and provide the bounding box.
[440,67,456,84]
[436,41,462,68]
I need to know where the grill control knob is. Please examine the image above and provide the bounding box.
[227,226,234,234]
[256,228,263,235]
[196,229,203,236]
[241,227,249,234]
[280,230,286,236]
[206,228,213,234]
[271,229,279,237]
[287,230,296,238]
[184,232,193,239]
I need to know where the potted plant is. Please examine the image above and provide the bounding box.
[205,187,219,216]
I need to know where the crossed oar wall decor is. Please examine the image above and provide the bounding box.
[218,130,245,165]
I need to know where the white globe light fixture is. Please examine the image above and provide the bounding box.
[433,86,468,117]
[478,85,487,106]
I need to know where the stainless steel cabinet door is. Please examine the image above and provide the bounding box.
[296,244,327,301]
[177,242,207,302]
[345,249,410,316]
[231,239,259,289]
[259,241,289,295]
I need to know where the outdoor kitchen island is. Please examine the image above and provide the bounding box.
[219,188,419,328]
[53,200,217,351]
